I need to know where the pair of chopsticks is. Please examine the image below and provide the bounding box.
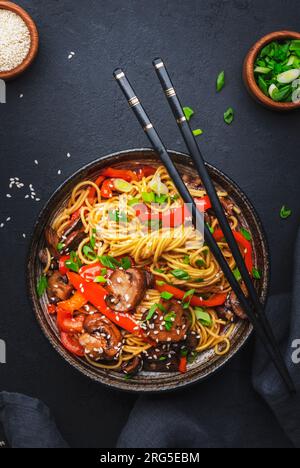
[113,60,295,394]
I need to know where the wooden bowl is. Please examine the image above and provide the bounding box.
[243,31,300,111]
[0,1,39,81]
[27,148,270,393]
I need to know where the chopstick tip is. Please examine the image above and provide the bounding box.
[153,58,164,69]
[113,68,125,80]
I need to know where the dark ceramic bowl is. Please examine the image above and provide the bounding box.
[27,148,270,393]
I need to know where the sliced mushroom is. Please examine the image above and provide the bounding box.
[226,282,248,320]
[185,331,199,352]
[220,197,235,216]
[143,299,190,343]
[45,226,60,259]
[121,356,143,376]
[106,268,152,312]
[216,306,235,322]
[63,217,83,238]
[142,344,180,372]
[79,313,122,361]
[62,230,86,253]
[47,271,73,304]
[39,248,58,271]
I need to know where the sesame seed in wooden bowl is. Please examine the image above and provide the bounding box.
[0,1,39,81]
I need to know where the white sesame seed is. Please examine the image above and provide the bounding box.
[34,160,38,165]
[19,94,23,98]
[67,153,71,158]
[58,170,62,175]
[22,233,26,238]
[6,194,11,198]
[0,223,4,228]
[6,217,11,222]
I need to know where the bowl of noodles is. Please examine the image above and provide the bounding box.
[27,148,269,393]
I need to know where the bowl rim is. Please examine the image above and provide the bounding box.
[0,1,39,81]
[27,148,270,393]
[243,30,300,111]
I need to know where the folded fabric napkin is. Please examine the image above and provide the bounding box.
[118,231,300,448]
[0,392,68,448]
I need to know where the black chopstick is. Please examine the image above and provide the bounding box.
[113,68,295,394]
[152,57,295,393]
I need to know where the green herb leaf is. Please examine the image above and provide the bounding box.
[233,268,242,282]
[183,106,194,121]
[146,303,158,321]
[128,198,140,206]
[159,356,168,361]
[280,205,292,219]
[57,242,64,252]
[180,348,188,357]
[196,259,205,268]
[164,311,176,331]
[65,251,82,273]
[120,257,132,270]
[94,276,107,283]
[216,71,225,92]
[224,107,234,125]
[183,255,190,265]
[171,269,190,281]
[252,267,261,280]
[160,291,174,300]
[195,308,212,327]
[182,289,195,309]
[99,255,120,269]
[206,223,214,234]
[193,129,203,137]
[240,228,252,241]
[83,245,97,261]
[142,192,156,203]
[37,275,48,297]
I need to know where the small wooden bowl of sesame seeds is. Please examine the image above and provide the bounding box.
[0,1,39,81]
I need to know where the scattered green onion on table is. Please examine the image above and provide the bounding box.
[254,40,300,102]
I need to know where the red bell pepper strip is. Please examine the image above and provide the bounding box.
[156,281,227,308]
[67,272,149,341]
[213,229,253,274]
[179,355,187,373]
[57,307,85,333]
[58,290,87,313]
[101,179,115,198]
[99,168,138,182]
[60,332,84,356]
[134,166,157,180]
[59,255,70,275]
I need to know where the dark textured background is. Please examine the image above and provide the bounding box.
[0,0,299,448]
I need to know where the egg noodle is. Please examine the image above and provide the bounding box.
[49,166,240,371]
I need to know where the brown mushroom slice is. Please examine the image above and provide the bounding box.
[45,226,60,259]
[220,197,235,216]
[106,268,152,312]
[216,306,235,323]
[79,313,122,361]
[62,230,86,253]
[121,356,143,376]
[143,299,191,343]
[47,271,73,304]
[226,282,248,320]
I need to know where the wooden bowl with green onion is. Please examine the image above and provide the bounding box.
[243,31,300,111]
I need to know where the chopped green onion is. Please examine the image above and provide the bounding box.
[146,303,158,321]
[83,245,97,261]
[195,308,212,327]
[164,312,176,331]
[224,107,234,125]
[193,129,203,137]
[57,242,64,252]
[155,194,169,204]
[216,71,225,92]
[160,291,174,300]
[196,259,205,268]
[240,228,252,241]
[233,268,242,282]
[37,275,48,297]
[120,257,132,270]
[171,269,190,280]
[128,198,140,206]
[182,289,195,309]
[98,255,120,269]
[183,255,190,265]
[183,106,194,121]
[142,192,156,203]
[252,268,261,280]
[280,205,292,219]
[94,276,107,283]
[108,210,128,223]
